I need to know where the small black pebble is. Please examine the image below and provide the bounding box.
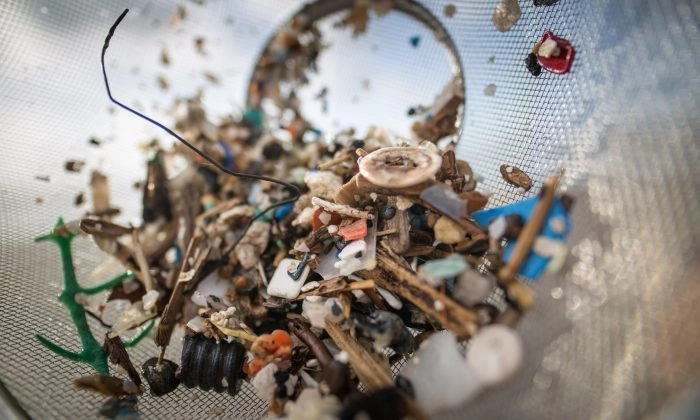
[534,0,559,5]
[407,107,416,116]
[394,375,415,398]
[380,206,396,220]
[274,371,290,382]
[142,357,180,397]
[88,137,102,146]
[275,383,287,399]
[262,142,284,160]
[330,302,343,316]
[351,139,365,149]
[525,53,542,76]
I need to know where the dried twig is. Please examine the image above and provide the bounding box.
[293,278,375,301]
[311,197,374,220]
[131,229,154,291]
[497,174,559,310]
[317,153,352,170]
[288,319,333,366]
[104,333,141,387]
[324,320,393,391]
[359,244,479,339]
[155,231,211,359]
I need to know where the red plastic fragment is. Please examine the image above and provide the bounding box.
[312,207,342,231]
[536,31,575,74]
[337,219,368,241]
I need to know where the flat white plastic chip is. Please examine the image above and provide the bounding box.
[267,258,310,299]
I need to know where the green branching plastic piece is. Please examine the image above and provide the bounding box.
[124,320,154,349]
[34,217,136,375]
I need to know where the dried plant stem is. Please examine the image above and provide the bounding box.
[325,320,393,391]
[359,244,479,339]
[497,175,559,310]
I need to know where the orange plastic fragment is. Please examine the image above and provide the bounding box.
[338,219,367,241]
[270,329,293,348]
[251,329,293,360]
[243,358,266,376]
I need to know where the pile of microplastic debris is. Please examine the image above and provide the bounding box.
[38,96,572,418]
[33,2,575,419]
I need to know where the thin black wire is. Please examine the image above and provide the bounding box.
[101,9,300,255]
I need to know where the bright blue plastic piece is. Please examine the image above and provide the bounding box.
[472,197,571,280]
[274,202,294,220]
[218,139,234,170]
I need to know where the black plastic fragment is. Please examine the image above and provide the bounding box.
[180,334,246,395]
[142,357,180,397]
[525,53,542,76]
[534,0,559,5]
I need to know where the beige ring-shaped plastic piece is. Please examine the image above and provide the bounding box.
[358,147,442,188]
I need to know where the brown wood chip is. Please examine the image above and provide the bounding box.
[500,164,533,191]
[358,244,479,339]
[324,320,393,391]
[104,333,141,387]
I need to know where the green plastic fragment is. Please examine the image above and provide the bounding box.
[34,217,135,375]
[418,254,469,281]
[124,320,154,348]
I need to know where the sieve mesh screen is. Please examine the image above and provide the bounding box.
[0,0,698,418]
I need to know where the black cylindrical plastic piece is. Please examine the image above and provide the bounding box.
[180,334,246,395]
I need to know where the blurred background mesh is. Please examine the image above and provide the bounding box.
[0,0,699,418]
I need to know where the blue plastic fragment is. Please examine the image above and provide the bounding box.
[274,202,294,220]
[472,197,571,280]
[218,139,234,170]
[408,204,429,230]
[409,35,421,48]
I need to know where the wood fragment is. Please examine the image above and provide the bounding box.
[414,196,485,236]
[325,320,393,391]
[382,196,411,254]
[90,171,112,214]
[293,279,375,300]
[155,232,211,352]
[339,292,352,320]
[500,164,533,191]
[289,319,333,366]
[359,244,479,339]
[73,374,138,397]
[103,334,141,387]
[497,175,559,310]
[131,230,154,291]
[363,287,388,311]
[317,153,352,170]
[144,219,179,264]
[311,197,374,220]
[498,175,558,283]
[80,219,133,237]
[211,324,258,342]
